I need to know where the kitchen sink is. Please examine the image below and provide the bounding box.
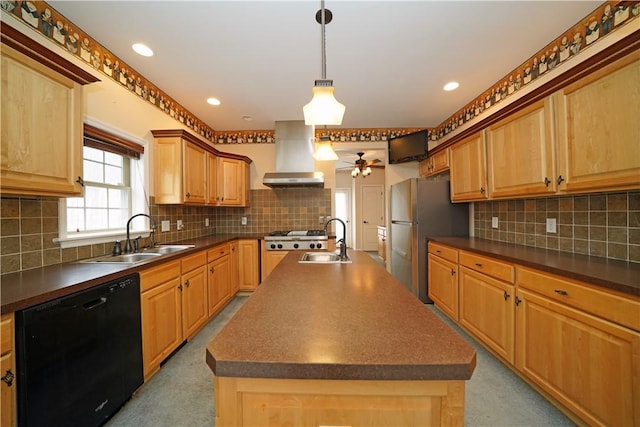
[142,244,195,254]
[80,245,195,265]
[299,252,351,264]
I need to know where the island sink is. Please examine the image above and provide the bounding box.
[299,252,351,263]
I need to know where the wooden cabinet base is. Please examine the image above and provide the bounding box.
[214,376,465,427]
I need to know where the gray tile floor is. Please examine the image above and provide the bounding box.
[107,295,575,427]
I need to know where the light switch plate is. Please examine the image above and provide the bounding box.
[161,220,170,232]
[205,218,209,227]
[491,217,499,229]
[177,219,184,230]
[241,216,247,225]
[546,218,557,233]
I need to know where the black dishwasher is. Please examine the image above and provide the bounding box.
[15,273,143,427]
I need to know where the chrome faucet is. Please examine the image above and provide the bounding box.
[324,218,348,261]
[124,213,157,254]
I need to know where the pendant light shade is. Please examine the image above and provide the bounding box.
[313,133,339,160]
[304,81,345,126]
[303,1,345,126]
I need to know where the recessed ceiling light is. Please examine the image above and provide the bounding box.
[132,43,154,57]
[242,115,253,121]
[443,81,459,91]
[207,97,221,106]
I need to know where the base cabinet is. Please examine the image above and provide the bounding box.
[238,239,260,291]
[1,314,15,427]
[427,252,459,321]
[180,251,209,340]
[140,260,183,380]
[208,245,232,317]
[261,241,289,282]
[515,288,640,426]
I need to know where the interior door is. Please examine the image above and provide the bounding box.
[361,185,384,251]
[334,188,353,247]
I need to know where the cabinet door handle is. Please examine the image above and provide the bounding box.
[503,291,510,301]
[75,176,85,187]
[186,192,191,199]
[557,175,565,185]
[436,250,441,253]
[480,187,486,194]
[450,269,456,276]
[475,263,483,267]
[514,296,522,306]
[185,279,190,288]
[178,284,183,291]
[544,177,551,187]
[1,369,14,386]
[210,267,215,274]
[554,289,568,296]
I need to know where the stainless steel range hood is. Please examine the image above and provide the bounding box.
[262,121,324,188]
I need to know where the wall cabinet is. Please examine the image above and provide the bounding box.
[449,132,488,202]
[208,244,232,317]
[0,43,86,197]
[180,251,209,340]
[238,239,260,291]
[152,129,251,206]
[140,260,183,380]
[427,242,459,320]
[555,52,640,194]
[516,267,640,427]
[486,97,557,198]
[1,314,15,427]
[458,251,515,364]
[420,148,449,177]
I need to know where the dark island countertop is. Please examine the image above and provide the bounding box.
[429,237,640,297]
[206,250,477,381]
[0,234,262,314]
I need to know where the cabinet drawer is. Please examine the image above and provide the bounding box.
[459,251,514,283]
[181,250,207,273]
[208,244,230,262]
[517,266,640,332]
[139,260,181,292]
[0,314,13,356]
[428,242,458,263]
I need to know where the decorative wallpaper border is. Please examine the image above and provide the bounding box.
[3,0,638,145]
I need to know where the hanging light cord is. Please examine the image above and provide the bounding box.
[320,0,326,80]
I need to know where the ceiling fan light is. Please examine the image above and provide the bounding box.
[303,84,345,126]
[351,167,359,177]
[313,140,339,161]
[364,166,372,175]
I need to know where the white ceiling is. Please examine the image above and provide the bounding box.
[48,1,600,135]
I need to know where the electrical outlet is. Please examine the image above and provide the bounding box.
[161,220,170,232]
[319,216,324,224]
[546,218,557,233]
[205,218,209,227]
[241,216,247,226]
[176,219,184,230]
[491,217,499,229]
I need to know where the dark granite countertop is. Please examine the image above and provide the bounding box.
[429,237,640,297]
[0,234,262,314]
[206,250,477,381]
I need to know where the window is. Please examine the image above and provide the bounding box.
[66,146,131,234]
[56,123,147,248]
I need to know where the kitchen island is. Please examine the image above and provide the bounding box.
[206,251,476,426]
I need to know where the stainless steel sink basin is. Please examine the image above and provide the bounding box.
[142,244,195,254]
[83,252,162,264]
[299,252,351,264]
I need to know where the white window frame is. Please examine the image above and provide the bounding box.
[55,120,151,249]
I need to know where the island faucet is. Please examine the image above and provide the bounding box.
[324,218,348,261]
[124,213,157,254]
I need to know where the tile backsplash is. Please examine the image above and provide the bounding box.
[474,191,639,263]
[0,188,331,274]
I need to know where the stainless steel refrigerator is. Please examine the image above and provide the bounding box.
[390,179,469,303]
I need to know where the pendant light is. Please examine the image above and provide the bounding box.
[303,1,345,126]
[313,128,339,161]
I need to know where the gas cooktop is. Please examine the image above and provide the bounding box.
[267,230,326,237]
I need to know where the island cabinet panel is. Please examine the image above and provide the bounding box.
[229,241,240,294]
[139,260,183,381]
[208,245,232,317]
[515,287,640,427]
[1,44,84,197]
[260,241,289,282]
[180,251,208,340]
[428,251,459,321]
[449,132,489,202]
[238,239,260,291]
[486,97,557,198]
[215,376,465,427]
[1,314,15,427]
[554,52,640,194]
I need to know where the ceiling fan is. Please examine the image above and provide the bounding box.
[338,152,382,178]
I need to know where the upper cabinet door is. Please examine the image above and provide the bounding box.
[449,131,489,202]
[555,52,640,194]
[182,142,207,204]
[217,157,243,206]
[1,44,83,196]
[486,97,557,199]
